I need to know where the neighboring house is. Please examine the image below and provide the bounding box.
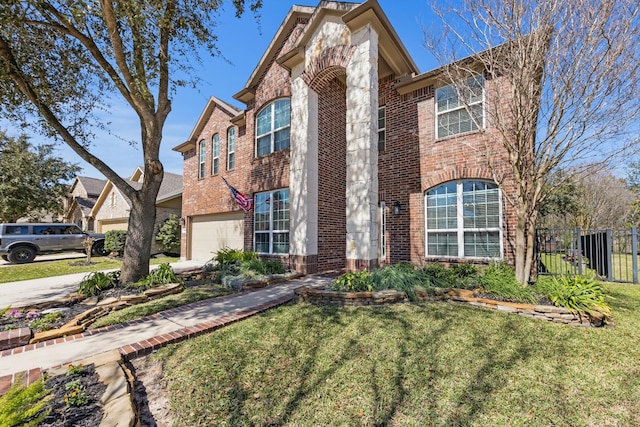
[64,176,108,231]
[173,0,518,273]
[90,167,183,253]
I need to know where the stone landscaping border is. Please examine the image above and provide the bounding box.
[294,286,606,327]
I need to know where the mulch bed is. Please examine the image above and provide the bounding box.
[37,364,106,426]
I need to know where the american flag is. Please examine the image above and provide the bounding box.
[222,177,253,212]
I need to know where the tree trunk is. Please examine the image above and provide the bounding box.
[514,207,528,285]
[119,160,164,284]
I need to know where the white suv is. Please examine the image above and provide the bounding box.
[0,223,107,264]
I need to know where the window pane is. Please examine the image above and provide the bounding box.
[274,128,290,152]
[213,158,219,175]
[273,232,289,254]
[256,108,272,136]
[212,134,219,157]
[228,153,235,170]
[255,233,270,253]
[257,135,271,157]
[254,193,271,231]
[427,232,458,256]
[464,231,500,258]
[227,128,235,152]
[273,99,290,129]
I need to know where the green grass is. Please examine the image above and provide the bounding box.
[153,282,640,426]
[91,285,231,329]
[539,252,639,283]
[0,257,179,283]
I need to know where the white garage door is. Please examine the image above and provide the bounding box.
[190,212,245,261]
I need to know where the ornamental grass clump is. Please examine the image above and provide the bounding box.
[479,262,538,304]
[370,263,432,301]
[0,375,51,426]
[535,273,611,320]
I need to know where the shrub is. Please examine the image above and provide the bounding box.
[78,271,116,297]
[535,273,611,319]
[479,262,538,304]
[0,376,51,426]
[333,269,374,292]
[155,214,181,253]
[240,259,286,275]
[130,263,180,290]
[104,230,127,254]
[213,248,258,267]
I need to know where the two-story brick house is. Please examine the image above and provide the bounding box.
[173,0,517,273]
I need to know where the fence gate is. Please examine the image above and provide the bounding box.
[536,227,638,284]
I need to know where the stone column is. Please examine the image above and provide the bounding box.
[345,24,379,271]
[289,67,319,274]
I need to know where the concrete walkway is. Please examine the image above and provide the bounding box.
[0,267,331,391]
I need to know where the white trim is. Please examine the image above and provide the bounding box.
[435,76,485,139]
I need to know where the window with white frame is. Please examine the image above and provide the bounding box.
[378,106,386,152]
[227,127,235,170]
[256,99,290,157]
[380,201,386,260]
[436,76,484,139]
[212,134,220,175]
[198,139,206,179]
[254,188,290,254]
[425,180,502,258]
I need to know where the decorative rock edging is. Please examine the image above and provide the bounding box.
[0,283,185,351]
[295,286,606,327]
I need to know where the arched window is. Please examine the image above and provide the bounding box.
[198,139,206,179]
[212,134,220,175]
[256,98,290,157]
[227,127,235,170]
[425,180,502,258]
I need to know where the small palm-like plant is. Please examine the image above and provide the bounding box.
[535,273,611,320]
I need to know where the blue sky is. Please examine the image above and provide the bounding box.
[2,1,440,179]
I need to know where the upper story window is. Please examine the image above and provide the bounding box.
[436,76,484,139]
[425,180,502,259]
[227,127,236,171]
[378,106,386,152]
[256,98,290,157]
[198,139,206,179]
[212,134,220,175]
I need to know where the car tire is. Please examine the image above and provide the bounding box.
[8,246,36,264]
[92,241,109,256]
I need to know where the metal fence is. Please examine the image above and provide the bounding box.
[536,227,638,284]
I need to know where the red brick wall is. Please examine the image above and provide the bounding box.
[378,75,517,267]
[317,76,347,271]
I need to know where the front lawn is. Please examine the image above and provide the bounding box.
[0,257,179,283]
[154,282,640,426]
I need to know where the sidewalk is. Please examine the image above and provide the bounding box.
[0,259,206,308]
[0,273,332,392]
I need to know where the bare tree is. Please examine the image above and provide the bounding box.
[0,0,261,283]
[425,0,640,283]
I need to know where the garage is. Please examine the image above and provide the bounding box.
[189,212,245,261]
[98,218,129,233]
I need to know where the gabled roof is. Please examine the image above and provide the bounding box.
[89,170,183,217]
[69,176,107,198]
[235,0,419,104]
[172,96,242,153]
[233,4,317,104]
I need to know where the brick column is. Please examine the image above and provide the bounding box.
[289,70,319,274]
[345,24,379,271]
